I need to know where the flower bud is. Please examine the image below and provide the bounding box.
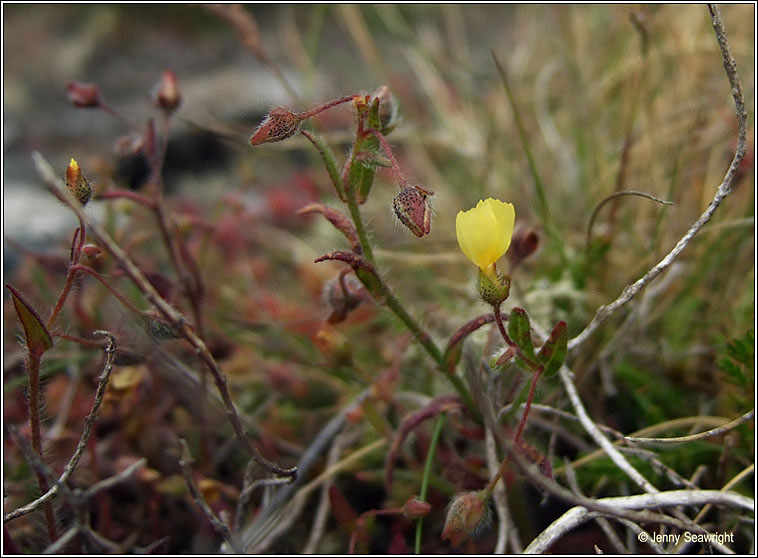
[113,132,145,156]
[142,312,181,342]
[402,496,431,520]
[373,85,399,134]
[322,273,365,324]
[65,158,92,205]
[152,70,181,112]
[507,224,539,268]
[440,490,491,548]
[66,81,101,108]
[477,269,510,307]
[250,108,301,146]
[80,244,103,260]
[392,185,433,237]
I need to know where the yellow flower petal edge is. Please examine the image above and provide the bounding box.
[455,198,515,271]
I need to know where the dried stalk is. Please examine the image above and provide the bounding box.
[568,4,747,351]
[524,489,752,554]
[31,151,296,482]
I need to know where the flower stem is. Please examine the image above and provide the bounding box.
[26,352,58,543]
[366,127,408,188]
[344,183,375,266]
[415,412,446,554]
[297,94,357,120]
[492,303,516,348]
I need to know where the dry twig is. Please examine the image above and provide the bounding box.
[568,4,747,351]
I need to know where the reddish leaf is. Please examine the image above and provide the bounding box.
[385,394,461,491]
[537,321,568,377]
[6,283,52,358]
[443,314,495,373]
[298,204,361,253]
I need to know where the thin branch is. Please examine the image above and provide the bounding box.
[5,331,117,523]
[585,190,673,254]
[467,353,711,538]
[178,439,242,553]
[485,426,519,553]
[82,458,146,499]
[60,330,117,483]
[559,364,659,494]
[42,525,80,555]
[625,409,754,445]
[236,389,371,552]
[563,458,630,554]
[31,151,296,482]
[523,489,752,554]
[302,429,351,553]
[568,5,747,351]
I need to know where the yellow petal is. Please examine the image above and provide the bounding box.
[455,198,515,270]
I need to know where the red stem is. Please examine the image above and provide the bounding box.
[47,219,86,329]
[366,127,408,188]
[96,189,155,208]
[71,264,143,316]
[297,95,357,120]
[27,353,58,542]
[492,303,516,348]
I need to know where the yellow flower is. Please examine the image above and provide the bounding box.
[455,198,515,274]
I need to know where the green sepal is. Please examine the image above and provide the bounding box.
[356,164,375,203]
[477,270,510,306]
[368,96,382,131]
[537,321,568,377]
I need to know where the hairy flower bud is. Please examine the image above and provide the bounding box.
[392,185,433,237]
[250,108,301,146]
[65,158,92,205]
[152,70,181,112]
[66,81,102,108]
[373,85,399,134]
[402,496,431,520]
[441,491,491,548]
[477,269,511,307]
[507,224,539,268]
[322,273,365,324]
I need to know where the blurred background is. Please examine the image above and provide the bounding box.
[3,4,754,553]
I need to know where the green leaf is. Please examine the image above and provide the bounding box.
[368,96,382,130]
[356,164,375,203]
[6,283,53,358]
[508,307,535,361]
[537,321,567,377]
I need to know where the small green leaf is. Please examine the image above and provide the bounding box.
[537,321,567,377]
[368,96,382,130]
[508,308,535,360]
[6,283,53,358]
[356,164,375,203]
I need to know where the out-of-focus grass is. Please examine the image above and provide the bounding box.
[3,4,753,553]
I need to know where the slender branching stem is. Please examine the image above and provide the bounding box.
[366,127,408,188]
[33,152,296,481]
[26,351,58,543]
[297,94,356,120]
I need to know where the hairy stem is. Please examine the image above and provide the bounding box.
[26,352,58,543]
